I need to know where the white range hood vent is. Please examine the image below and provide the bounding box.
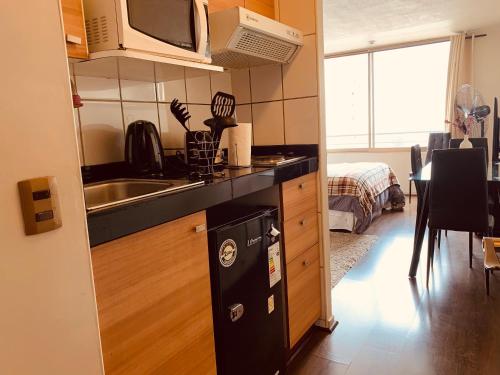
[209,7,304,69]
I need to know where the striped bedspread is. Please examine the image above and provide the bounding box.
[327,162,400,215]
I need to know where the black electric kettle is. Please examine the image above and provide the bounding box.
[125,120,165,177]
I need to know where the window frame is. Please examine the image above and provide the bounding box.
[325,37,451,152]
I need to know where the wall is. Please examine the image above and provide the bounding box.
[72,59,232,165]
[230,0,320,145]
[0,1,103,374]
[472,22,500,153]
[327,23,500,195]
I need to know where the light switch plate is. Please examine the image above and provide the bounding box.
[18,176,62,235]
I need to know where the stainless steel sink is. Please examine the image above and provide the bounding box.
[84,178,204,211]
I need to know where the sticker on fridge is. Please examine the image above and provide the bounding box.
[268,242,281,288]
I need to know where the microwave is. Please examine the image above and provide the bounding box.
[83,0,211,63]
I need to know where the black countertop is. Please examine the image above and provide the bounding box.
[86,156,318,247]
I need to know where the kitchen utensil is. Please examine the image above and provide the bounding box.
[203,91,237,148]
[170,99,191,133]
[211,91,236,118]
[125,120,165,177]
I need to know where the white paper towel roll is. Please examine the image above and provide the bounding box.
[228,123,252,167]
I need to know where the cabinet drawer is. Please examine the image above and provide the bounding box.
[284,209,319,264]
[281,172,317,221]
[287,244,321,348]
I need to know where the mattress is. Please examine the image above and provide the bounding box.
[327,163,405,233]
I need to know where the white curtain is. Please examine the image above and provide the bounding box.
[445,33,469,138]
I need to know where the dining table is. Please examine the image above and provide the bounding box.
[409,160,500,278]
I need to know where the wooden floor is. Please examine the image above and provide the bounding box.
[288,199,500,375]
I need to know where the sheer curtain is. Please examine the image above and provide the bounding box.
[445,33,474,138]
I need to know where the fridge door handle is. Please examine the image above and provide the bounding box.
[228,303,244,322]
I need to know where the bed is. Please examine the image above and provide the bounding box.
[328,162,405,233]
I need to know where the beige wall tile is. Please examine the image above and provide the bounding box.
[283,34,318,99]
[250,64,283,102]
[155,65,186,103]
[252,101,285,145]
[187,104,212,131]
[231,68,251,104]
[158,103,186,149]
[76,76,120,100]
[122,102,160,132]
[119,59,156,101]
[185,69,212,104]
[210,71,232,96]
[118,58,155,82]
[120,80,156,101]
[284,97,319,144]
[79,102,124,165]
[236,104,253,123]
[279,0,316,35]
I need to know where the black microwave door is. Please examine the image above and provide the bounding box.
[127,0,196,51]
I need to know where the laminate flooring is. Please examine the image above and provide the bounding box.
[288,199,500,375]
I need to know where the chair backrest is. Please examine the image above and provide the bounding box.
[449,137,489,162]
[411,144,426,201]
[425,132,451,164]
[411,145,423,175]
[428,148,489,232]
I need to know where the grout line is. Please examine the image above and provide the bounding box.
[247,68,255,145]
[79,98,214,106]
[281,64,287,145]
[116,58,127,136]
[153,63,162,135]
[182,68,191,130]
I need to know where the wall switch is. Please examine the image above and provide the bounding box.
[18,177,62,235]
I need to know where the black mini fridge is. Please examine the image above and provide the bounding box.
[207,206,286,375]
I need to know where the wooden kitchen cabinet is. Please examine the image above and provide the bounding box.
[209,0,276,19]
[286,244,321,348]
[91,211,216,375]
[60,0,88,59]
[281,172,321,349]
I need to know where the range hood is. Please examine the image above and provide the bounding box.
[209,7,303,69]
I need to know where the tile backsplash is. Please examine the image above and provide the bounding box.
[230,0,320,147]
[71,0,320,166]
[72,58,232,166]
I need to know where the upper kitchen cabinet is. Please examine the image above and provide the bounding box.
[210,0,277,19]
[60,0,89,59]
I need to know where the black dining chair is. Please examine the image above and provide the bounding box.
[426,148,493,286]
[425,132,451,165]
[410,145,424,206]
[449,137,489,162]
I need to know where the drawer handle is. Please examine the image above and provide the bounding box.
[299,183,305,190]
[302,259,311,267]
[66,34,82,45]
[194,224,206,233]
[300,219,306,226]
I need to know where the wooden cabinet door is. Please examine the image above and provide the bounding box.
[209,0,245,13]
[209,0,276,19]
[244,0,275,19]
[60,0,88,59]
[286,244,321,348]
[281,172,318,222]
[91,211,216,375]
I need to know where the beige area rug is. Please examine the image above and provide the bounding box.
[330,232,378,288]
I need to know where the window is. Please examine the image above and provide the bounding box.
[325,41,450,149]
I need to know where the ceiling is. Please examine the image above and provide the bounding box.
[323,0,500,54]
